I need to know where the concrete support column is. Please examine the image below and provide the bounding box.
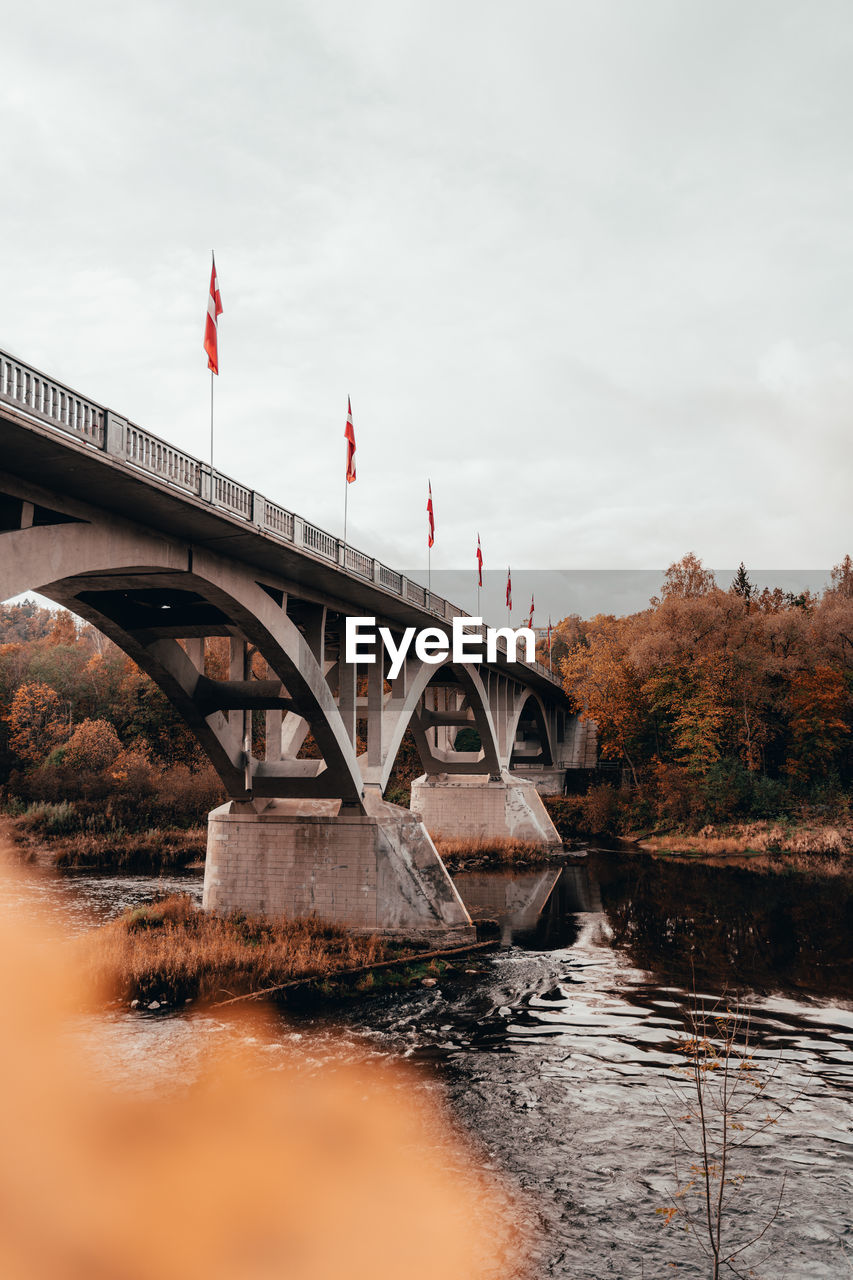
[339,659,357,745]
[410,769,561,847]
[367,639,384,768]
[185,637,204,672]
[265,709,282,762]
[203,791,474,944]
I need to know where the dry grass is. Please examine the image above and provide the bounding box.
[9,819,207,871]
[85,894,398,1005]
[433,835,554,869]
[640,820,853,875]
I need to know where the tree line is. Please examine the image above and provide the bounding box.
[547,554,853,830]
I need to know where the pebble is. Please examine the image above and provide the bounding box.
[130,999,139,1008]
[421,977,438,988]
[147,1000,161,1010]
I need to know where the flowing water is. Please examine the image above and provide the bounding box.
[5,846,853,1278]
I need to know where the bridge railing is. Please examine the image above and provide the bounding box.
[0,347,560,688]
[0,352,105,448]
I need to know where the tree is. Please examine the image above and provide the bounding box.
[658,553,717,601]
[561,615,649,785]
[785,666,849,786]
[658,998,791,1278]
[730,563,753,606]
[7,682,69,764]
[62,718,123,772]
[828,554,853,599]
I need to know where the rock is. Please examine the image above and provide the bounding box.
[464,968,478,974]
[130,999,139,1008]
[147,1000,161,1010]
[421,977,438,988]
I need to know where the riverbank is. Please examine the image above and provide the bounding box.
[6,813,206,871]
[6,810,565,875]
[434,835,564,872]
[85,893,494,1009]
[635,819,853,874]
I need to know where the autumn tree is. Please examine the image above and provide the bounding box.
[828,554,853,599]
[657,552,717,601]
[7,682,69,764]
[785,666,850,786]
[62,719,123,772]
[561,615,650,785]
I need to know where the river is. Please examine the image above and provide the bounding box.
[4,845,852,1278]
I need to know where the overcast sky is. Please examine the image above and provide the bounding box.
[2,0,851,604]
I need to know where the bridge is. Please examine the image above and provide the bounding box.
[0,348,596,943]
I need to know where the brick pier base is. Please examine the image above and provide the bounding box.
[203,787,474,944]
[410,770,562,847]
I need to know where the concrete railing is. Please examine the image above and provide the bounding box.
[0,347,561,688]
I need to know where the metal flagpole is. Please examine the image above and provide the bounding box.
[343,477,349,553]
[548,619,553,673]
[210,370,214,467]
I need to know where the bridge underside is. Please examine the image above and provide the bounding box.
[0,468,585,937]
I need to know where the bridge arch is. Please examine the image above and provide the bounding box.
[377,656,502,793]
[506,689,555,768]
[0,522,366,805]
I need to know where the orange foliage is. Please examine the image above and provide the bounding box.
[7,682,69,764]
[560,553,853,789]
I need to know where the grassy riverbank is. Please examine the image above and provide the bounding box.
[11,821,206,870]
[636,819,853,874]
[433,835,561,872]
[86,894,483,1008]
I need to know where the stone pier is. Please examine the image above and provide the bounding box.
[410,770,562,847]
[203,787,474,944]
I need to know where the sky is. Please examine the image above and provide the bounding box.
[2,0,852,615]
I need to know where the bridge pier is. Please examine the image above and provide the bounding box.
[409,770,562,848]
[203,788,474,944]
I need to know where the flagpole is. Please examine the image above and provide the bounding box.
[548,622,553,673]
[343,477,349,553]
[210,249,215,468]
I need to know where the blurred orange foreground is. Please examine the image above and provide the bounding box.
[0,870,522,1280]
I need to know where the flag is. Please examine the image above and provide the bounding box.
[547,616,553,645]
[527,594,534,629]
[203,255,223,374]
[344,397,356,484]
[506,567,512,612]
[476,533,483,588]
[427,481,435,549]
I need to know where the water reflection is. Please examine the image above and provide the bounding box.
[455,850,853,1002]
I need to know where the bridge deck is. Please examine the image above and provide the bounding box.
[0,348,562,696]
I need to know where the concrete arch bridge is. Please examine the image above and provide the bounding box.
[0,349,596,942]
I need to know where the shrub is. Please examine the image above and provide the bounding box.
[62,719,122,772]
[580,784,623,835]
[19,800,78,836]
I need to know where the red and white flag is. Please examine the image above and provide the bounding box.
[427,481,435,549]
[476,533,483,588]
[527,594,535,629]
[344,397,356,483]
[203,255,223,374]
[506,567,512,612]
